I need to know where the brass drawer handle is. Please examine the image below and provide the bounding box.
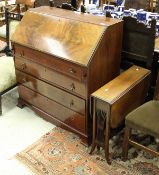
[21,63,26,70]
[70,83,75,91]
[70,100,74,108]
[71,117,75,121]
[68,68,76,74]
[22,77,27,83]
[20,51,24,57]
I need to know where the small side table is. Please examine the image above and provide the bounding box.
[90,65,151,163]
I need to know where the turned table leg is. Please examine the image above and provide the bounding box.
[104,106,111,164]
[122,127,131,161]
[90,99,97,154]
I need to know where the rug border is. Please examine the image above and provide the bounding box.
[16,153,41,175]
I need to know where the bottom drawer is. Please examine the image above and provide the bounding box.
[18,85,86,134]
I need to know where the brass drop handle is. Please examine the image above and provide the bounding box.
[70,100,74,108]
[68,68,76,74]
[71,117,75,121]
[22,77,27,83]
[21,63,26,70]
[20,51,24,57]
[70,83,75,91]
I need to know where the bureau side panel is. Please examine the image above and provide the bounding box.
[85,22,123,141]
[87,21,123,96]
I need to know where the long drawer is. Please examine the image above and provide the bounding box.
[16,70,85,115]
[18,85,86,133]
[15,57,86,98]
[14,44,86,81]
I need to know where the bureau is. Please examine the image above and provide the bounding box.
[11,6,123,143]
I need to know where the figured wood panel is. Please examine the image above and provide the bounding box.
[16,70,85,115]
[15,57,86,97]
[18,85,86,133]
[11,8,106,66]
[92,66,151,104]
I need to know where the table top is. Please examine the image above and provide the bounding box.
[91,65,150,104]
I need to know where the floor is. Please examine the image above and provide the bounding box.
[0,87,55,175]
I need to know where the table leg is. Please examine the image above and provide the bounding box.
[90,99,97,154]
[122,127,131,161]
[104,105,111,164]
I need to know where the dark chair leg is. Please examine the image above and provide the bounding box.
[157,142,159,152]
[97,145,100,151]
[0,95,2,116]
[122,127,131,161]
[90,143,96,155]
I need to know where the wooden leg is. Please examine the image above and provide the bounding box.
[0,95,2,116]
[17,98,26,109]
[90,143,96,154]
[122,127,131,161]
[105,115,111,164]
[150,136,155,143]
[90,99,97,155]
[97,145,100,151]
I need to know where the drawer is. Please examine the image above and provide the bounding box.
[16,70,85,115]
[15,57,86,98]
[14,44,86,81]
[18,85,86,134]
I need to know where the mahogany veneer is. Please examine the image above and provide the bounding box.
[11,6,123,143]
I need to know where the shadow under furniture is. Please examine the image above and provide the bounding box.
[90,65,151,163]
[122,69,159,160]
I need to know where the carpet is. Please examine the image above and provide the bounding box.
[16,127,159,175]
[0,40,6,52]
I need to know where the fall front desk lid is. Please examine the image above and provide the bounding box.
[11,6,121,66]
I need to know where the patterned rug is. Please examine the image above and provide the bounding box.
[16,127,159,175]
[0,40,6,52]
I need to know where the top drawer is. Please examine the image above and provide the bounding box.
[15,57,86,98]
[13,44,87,82]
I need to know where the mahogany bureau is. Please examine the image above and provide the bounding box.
[11,6,123,143]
